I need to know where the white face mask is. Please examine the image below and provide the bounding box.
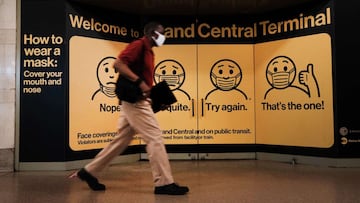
[152,31,166,46]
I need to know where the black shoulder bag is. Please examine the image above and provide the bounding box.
[115,76,143,103]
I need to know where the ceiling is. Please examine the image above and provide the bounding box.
[70,0,316,15]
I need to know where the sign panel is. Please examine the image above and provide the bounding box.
[255,33,334,147]
[69,36,141,150]
[153,45,198,144]
[197,44,255,144]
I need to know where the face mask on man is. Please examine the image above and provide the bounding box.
[152,31,166,46]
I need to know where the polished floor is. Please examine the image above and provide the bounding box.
[1,160,360,203]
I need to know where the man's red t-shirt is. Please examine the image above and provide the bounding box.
[118,36,155,87]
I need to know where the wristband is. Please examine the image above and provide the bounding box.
[134,78,143,86]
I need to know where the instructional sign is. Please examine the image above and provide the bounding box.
[255,33,334,147]
[68,36,140,150]
[21,0,355,164]
[197,44,255,144]
[22,34,64,94]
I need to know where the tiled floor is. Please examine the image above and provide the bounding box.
[1,160,360,203]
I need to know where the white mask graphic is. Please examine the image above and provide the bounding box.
[152,31,166,46]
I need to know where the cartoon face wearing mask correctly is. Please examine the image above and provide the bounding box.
[266,56,296,89]
[152,31,166,47]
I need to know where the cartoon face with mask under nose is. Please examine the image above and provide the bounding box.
[154,59,185,91]
[266,56,296,89]
[210,59,242,91]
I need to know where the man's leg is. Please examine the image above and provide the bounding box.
[76,113,135,191]
[85,116,135,175]
[122,100,174,186]
[122,101,189,195]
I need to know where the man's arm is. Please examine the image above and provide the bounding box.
[113,58,139,82]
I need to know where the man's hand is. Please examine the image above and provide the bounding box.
[139,81,151,98]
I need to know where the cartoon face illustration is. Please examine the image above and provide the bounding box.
[266,56,296,89]
[154,59,185,90]
[210,59,242,91]
[97,56,117,96]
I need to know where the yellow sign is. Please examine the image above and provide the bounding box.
[68,33,334,150]
[153,45,198,144]
[155,44,256,144]
[69,36,140,151]
[197,44,255,144]
[255,33,334,147]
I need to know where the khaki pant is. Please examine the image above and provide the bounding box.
[85,100,174,186]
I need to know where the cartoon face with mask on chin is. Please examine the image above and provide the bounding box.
[91,56,117,100]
